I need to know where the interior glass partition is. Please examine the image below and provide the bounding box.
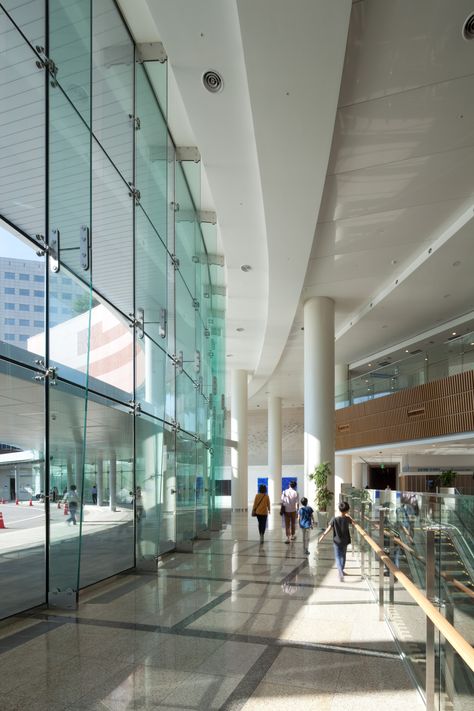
[345,488,474,710]
[0,0,225,621]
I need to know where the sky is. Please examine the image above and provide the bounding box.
[0,223,42,262]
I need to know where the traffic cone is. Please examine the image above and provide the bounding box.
[15,498,19,505]
[29,498,33,507]
[63,502,69,516]
[0,512,6,529]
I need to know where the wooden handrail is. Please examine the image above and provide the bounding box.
[353,520,474,672]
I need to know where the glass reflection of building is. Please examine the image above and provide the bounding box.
[0,0,226,619]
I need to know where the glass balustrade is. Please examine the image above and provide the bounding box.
[344,487,474,710]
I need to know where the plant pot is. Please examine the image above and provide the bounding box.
[317,511,328,530]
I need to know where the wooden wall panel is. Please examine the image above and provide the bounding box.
[335,371,474,450]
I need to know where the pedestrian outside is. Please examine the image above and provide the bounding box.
[281,480,299,543]
[298,497,314,554]
[64,484,80,526]
[91,483,98,505]
[319,501,353,582]
[252,484,271,544]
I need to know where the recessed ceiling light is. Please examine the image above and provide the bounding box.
[236,327,244,332]
[368,363,372,367]
[202,69,224,93]
[462,12,474,40]
[240,264,252,272]
[452,332,456,336]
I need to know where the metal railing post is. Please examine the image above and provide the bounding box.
[389,532,395,607]
[360,503,366,575]
[444,601,455,705]
[425,528,435,711]
[379,507,386,621]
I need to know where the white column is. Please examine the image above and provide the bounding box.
[335,454,352,509]
[97,458,104,506]
[231,369,248,510]
[109,454,117,512]
[66,456,73,490]
[304,297,335,505]
[352,461,363,489]
[335,363,348,407]
[267,396,282,506]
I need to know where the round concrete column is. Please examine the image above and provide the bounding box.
[267,396,282,506]
[352,461,363,489]
[96,458,104,506]
[335,363,348,407]
[304,297,335,504]
[335,454,352,508]
[109,454,117,512]
[231,370,248,511]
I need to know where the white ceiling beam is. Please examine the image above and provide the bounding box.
[336,203,474,342]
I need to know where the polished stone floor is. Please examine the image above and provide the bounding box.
[0,512,424,710]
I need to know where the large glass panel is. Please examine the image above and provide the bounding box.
[92,139,133,316]
[49,84,90,278]
[1,0,44,50]
[0,224,45,365]
[135,206,168,345]
[176,370,197,437]
[92,0,133,182]
[136,334,167,420]
[0,358,45,618]
[175,272,196,372]
[49,269,133,400]
[135,414,175,564]
[79,394,134,586]
[175,165,197,297]
[0,8,45,239]
[135,64,168,243]
[175,430,196,550]
[49,0,91,124]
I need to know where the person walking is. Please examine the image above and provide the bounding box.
[281,480,299,543]
[318,501,353,582]
[91,483,98,505]
[252,484,271,544]
[64,484,79,526]
[298,497,314,554]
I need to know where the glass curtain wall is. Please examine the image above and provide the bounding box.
[0,0,225,620]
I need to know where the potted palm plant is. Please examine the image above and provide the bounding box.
[309,461,334,529]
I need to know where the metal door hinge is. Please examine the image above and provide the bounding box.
[49,228,60,273]
[192,298,200,310]
[80,225,90,271]
[170,254,180,270]
[159,308,167,339]
[128,184,140,204]
[128,400,142,416]
[129,114,140,130]
[35,46,58,86]
[170,201,180,212]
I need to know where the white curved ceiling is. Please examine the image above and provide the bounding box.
[119,0,474,410]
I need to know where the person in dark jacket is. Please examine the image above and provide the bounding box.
[318,501,353,582]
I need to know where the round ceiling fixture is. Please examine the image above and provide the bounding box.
[202,70,224,93]
[240,264,252,272]
[462,13,474,40]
